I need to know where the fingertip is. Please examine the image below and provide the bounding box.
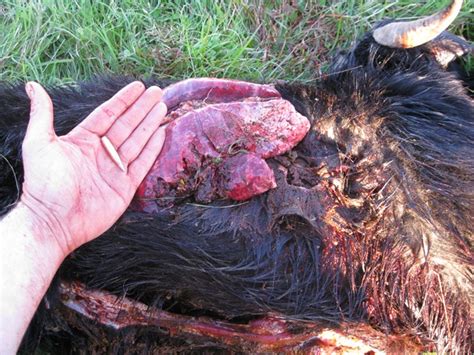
[147,85,164,100]
[131,80,146,92]
[156,123,168,140]
[156,101,168,118]
[158,101,167,110]
[145,101,168,128]
[26,81,51,104]
[23,81,56,144]
[148,85,162,91]
[119,81,146,104]
[122,81,146,100]
[129,123,167,179]
[26,81,47,100]
[25,81,35,99]
[151,125,167,157]
[25,82,54,121]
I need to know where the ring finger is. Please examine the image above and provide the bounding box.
[118,102,168,165]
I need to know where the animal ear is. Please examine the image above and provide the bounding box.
[424,31,473,67]
[373,0,463,48]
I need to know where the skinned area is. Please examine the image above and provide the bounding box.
[135,79,310,211]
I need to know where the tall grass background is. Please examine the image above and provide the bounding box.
[0,0,472,85]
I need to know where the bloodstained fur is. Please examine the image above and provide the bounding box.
[0,30,472,353]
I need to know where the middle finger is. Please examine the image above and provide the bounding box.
[105,86,163,148]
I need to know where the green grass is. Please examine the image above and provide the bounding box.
[0,0,472,85]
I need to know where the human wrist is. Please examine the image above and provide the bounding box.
[14,198,71,261]
[0,200,66,353]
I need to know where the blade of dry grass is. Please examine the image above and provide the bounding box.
[0,0,471,84]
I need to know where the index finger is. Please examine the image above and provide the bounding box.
[76,81,146,136]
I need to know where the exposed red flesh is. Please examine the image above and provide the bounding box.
[59,281,409,353]
[221,154,276,201]
[162,78,281,110]
[135,79,310,211]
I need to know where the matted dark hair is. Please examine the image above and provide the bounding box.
[0,3,472,353]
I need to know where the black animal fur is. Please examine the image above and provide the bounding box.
[0,30,472,353]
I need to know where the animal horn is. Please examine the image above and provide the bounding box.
[373,0,463,48]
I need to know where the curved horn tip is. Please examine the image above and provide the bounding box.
[372,0,464,49]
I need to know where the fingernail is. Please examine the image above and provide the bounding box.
[149,85,163,93]
[158,101,167,112]
[156,102,168,121]
[25,82,34,99]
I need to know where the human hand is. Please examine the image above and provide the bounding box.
[20,81,167,257]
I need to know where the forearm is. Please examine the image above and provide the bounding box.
[0,202,65,354]
[0,81,166,353]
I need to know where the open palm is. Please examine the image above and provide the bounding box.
[21,82,167,256]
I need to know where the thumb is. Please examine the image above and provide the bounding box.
[24,81,56,145]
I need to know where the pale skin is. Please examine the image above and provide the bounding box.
[0,81,168,354]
